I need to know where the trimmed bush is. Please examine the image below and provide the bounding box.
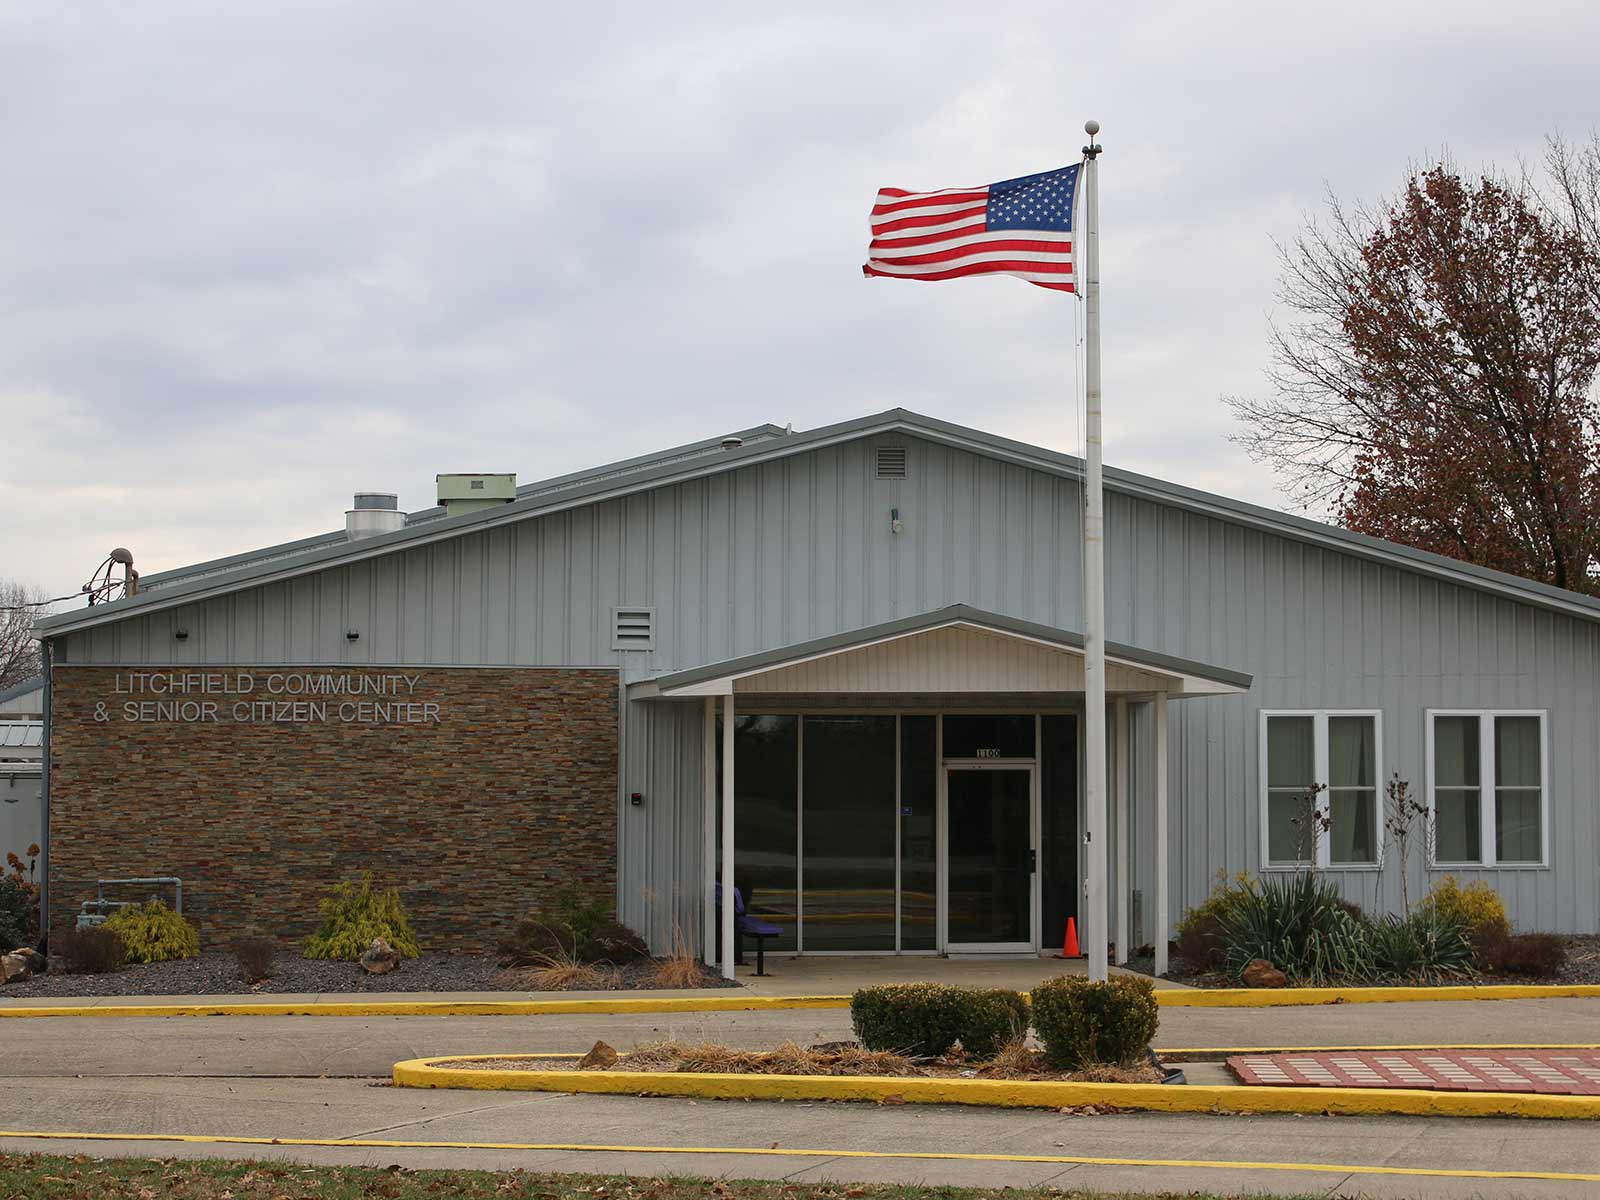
[102,900,199,964]
[497,917,578,968]
[303,875,420,961]
[551,883,611,945]
[55,925,126,974]
[851,983,1029,1058]
[1478,930,1568,978]
[1368,908,1474,982]
[1030,976,1160,1070]
[233,936,276,983]
[1174,872,1256,972]
[579,919,651,965]
[1220,872,1374,984]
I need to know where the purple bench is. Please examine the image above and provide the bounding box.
[716,883,784,977]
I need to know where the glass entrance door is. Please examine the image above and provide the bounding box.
[944,767,1036,952]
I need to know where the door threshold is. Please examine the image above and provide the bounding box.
[943,951,1039,960]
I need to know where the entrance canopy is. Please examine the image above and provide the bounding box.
[632,604,1251,701]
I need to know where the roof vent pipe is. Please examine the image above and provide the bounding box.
[721,436,744,450]
[347,492,405,541]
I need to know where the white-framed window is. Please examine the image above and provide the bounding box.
[1259,710,1382,869]
[1426,710,1548,868]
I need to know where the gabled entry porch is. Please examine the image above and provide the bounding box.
[631,605,1251,980]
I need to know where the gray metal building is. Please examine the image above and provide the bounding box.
[33,410,1600,963]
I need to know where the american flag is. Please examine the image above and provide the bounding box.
[862,164,1080,292]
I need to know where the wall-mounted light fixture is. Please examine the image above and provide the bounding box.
[174,628,189,641]
[346,628,361,641]
[890,507,903,535]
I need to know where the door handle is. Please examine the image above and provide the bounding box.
[1027,849,1037,873]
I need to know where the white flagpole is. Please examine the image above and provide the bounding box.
[1080,119,1108,983]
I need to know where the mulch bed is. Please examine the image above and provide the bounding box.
[0,951,739,998]
[1125,933,1600,988]
[447,1040,1164,1084]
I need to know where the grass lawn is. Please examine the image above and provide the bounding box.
[0,1152,1324,1199]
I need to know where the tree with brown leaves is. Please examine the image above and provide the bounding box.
[1230,139,1600,595]
[0,579,48,691]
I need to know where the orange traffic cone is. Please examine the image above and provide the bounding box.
[1056,917,1081,959]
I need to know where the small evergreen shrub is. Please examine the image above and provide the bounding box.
[303,875,420,961]
[578,918,651,965]
[0,878,37,954]
[233,936,276,983]
[1174,872,1256,972]
[1220,872,1374,984]
[56,925,127,974]
[102,900,200,964]
[551,883,610,945]
[1030,976,1160,1070]
[1368,908,1474,982]
[851,983,1029,1058]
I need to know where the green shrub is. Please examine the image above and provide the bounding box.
[303,875,420,961]
[55,925,127,974]
[1030,976,1160,1070]
[1174,871,1256,972]
[101,900,199,964]
[851,983,1029,1058]
[1220,872,1374,984]
[1368,908,1474,982]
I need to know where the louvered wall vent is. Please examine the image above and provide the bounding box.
[612,607,655,651]
[875,446,908,479]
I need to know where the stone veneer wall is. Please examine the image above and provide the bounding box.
[48,665,618,951]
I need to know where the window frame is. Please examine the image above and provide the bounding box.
[1425,709,1549,870]
[1258,709,1384,871]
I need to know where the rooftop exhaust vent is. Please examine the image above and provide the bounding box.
[612,607,655,651]
[875,446,908,479]
[437,473,516,517]
[721,436,744,450]
[346,492,404,541]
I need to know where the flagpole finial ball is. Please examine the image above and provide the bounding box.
[1084,119,1100,137]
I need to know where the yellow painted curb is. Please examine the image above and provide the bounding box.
[392,1055,1600,1120]
[1154,983,1600,1006]
[0,995,850,1019]
[1,981,1596,1018]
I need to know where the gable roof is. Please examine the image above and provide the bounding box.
[35,407,1600,637]
[636,605,1252,698]
[0,676,43,706]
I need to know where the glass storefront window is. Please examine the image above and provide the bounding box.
[899,716,937,950]
[942,714,1035,759]
[716,714,798,951]
[802,716,897,950]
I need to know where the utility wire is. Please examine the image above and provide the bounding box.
[0,592,88,611]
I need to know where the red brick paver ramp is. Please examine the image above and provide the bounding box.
[1228,1050,1600,1095]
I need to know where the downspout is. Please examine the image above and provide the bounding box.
[38,638,51,952]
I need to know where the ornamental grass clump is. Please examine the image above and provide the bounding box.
[101,899,200,964]
[851,983,1029,1059]
[1029,976,1159,1070]
[1368,908,1474,982]
[303,874,420,961]
[1220,872,1374,984]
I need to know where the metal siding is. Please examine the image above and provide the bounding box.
[53,431,1600,937]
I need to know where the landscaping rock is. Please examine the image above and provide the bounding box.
[578,1039,618,1069]
[359,938,401,975]
[1242,958,1288,988]
[1,952,34,983]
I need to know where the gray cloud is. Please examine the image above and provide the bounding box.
[3,1,1597,602]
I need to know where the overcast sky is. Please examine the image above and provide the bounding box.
[4,2,1597,603]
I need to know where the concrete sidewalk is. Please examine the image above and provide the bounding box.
[1,1075,1597,1197]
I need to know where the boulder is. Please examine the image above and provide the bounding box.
[11,948,44,975]
[578,1039,619,1070]
[359,938,401,975]
[1242,958,1288,988]
[0,953,32,984]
